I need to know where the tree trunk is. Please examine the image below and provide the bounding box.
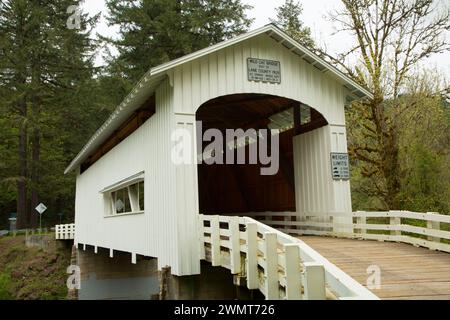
[381,127,401,210]
[30,122,40,228]
[17,98,28,229]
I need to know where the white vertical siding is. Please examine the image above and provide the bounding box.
[74,79,189,275]
[171,34,347,126]
[329,125,353,214]
[174,114,201,275]
[292,125,352,219]
[74,32,352,277]
[293,126,334,216]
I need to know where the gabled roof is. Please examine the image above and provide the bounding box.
[65,24,372,174]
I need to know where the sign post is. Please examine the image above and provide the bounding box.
[35,203,47,234]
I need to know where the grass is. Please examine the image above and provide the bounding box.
[0,272,12,299]
[0,235,71,300]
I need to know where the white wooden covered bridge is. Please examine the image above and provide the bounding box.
[58,24,450,300]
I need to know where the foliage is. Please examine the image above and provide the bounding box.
[0,272,12,300]
[271,0,315,48]
[101,0,254,106]
[0,0,107,227]
[350,73,450,213]
[329,0,449,210]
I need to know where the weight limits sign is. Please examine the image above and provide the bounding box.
[247,58,281,84]
[330,153,350,180]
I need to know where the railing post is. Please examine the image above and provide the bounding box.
[198,215,206,260]
[210,215,221,267]
[245,222,259,290]
[264,232,279,300]
[356,211,366,236]
[229,217,241,274]
[284,244,302,300]
[303,262,326,300]
[389,211,401,237]
[427,212,441,243]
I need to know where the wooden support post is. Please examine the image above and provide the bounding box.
[94,246,98,254]
[303,262,326,300]
[284,244,302,300]
[427,213,441,243]
[210,216,221,267]
[198,215,206,260]
[246,222,259,290]
[229,217,241,274]
[284,215,290,234]
[390,212,401,237]
[294,102,301,136]
[109,249,114,258]
[131,253,137,264]
[264,232,279,300]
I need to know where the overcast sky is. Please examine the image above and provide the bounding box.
[82,0,449,78]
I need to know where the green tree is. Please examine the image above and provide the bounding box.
[271,0,314,48]
[101,0,253,106]
[350,72,450,213]
[328,0,449,210]
[0,0,103,227]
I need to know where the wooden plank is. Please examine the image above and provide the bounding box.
[284,244,302,300]
[304,262,326,300]
[210,215,221,266]
[264,233,279,300]
[300,236,450,300]
[390,216,401,236]
[427,215,441,243]
[229,217,241,274]
[246,222,259,290]
[199,215,206,260]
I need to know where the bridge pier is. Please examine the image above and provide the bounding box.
[75,247,261,300]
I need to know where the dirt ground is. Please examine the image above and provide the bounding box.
[0,235,71,300]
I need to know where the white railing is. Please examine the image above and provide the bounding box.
[199,214,379,300]
[55,223,75,240]
[246,211,450,253]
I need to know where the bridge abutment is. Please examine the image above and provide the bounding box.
[75,247,260,300]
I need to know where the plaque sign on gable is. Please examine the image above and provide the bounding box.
[247,58,281,84]
[330,153,350,180]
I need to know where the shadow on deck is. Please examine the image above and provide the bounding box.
[299,236,450,300]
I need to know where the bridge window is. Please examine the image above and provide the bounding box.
[101,172,145,217]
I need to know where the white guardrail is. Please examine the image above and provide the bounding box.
[248,211,450,253]
[199,214,379,300]
[55,223,75,240]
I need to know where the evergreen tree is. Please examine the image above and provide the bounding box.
[101,0,253,106]
[0,0,103,228]
[272,0,314,48]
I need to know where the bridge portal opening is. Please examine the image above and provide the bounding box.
[196,94,328,216]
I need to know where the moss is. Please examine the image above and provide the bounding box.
[0,272,12,299]
[0,235,71,300]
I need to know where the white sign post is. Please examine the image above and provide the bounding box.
[35,203,47,234]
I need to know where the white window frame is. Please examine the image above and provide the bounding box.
[100,172,145,218]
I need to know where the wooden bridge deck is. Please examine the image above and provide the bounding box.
[299,236,450,300]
